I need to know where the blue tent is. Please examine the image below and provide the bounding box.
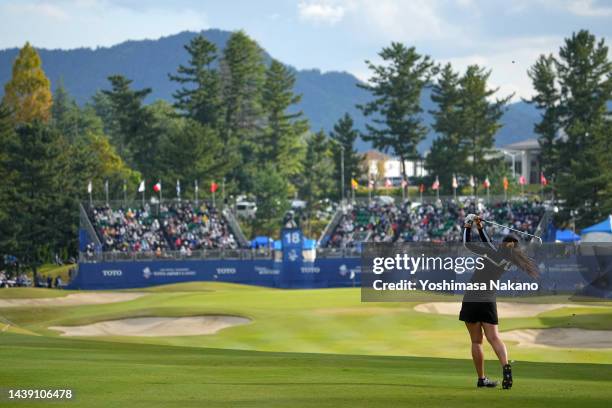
[251,236,273,249]
[582,216,612,234]
[303,239,316,250]
[555,229,580,242]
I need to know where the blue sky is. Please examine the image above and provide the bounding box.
[0,0,611,99]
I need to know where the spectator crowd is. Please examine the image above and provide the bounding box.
[90,202,239,255]
[325,199,545,248]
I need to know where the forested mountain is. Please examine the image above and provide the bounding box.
[0,29,539,151]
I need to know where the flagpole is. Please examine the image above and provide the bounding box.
[159,179,162,203]
[222,178,226,208]
[123,180,127,205]
[368,176,372,205]
[142,179,145,208]
[88,180,92,208]
[195,180,199,206]
[104,180,109,206]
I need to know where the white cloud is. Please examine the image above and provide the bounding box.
[564,0,612,17]
[298,1,346,25]
[4,2,69,21]
[0,0,209,49]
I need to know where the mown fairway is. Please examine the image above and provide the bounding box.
[1,283,612,407]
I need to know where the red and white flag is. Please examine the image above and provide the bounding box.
[210,182,219,193]
[153,181,162,193]
[519,175,527,186]
[452,174,458,189]
[401,179,408,189]
[483,176,490,189]
[540,172,548,186]
[384,178,392,188]
[432,176,440,190]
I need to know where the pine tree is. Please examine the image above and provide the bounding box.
[358,43,434,181]
[169,35,222,126]
[3,122,73,280]
[261,60,308,186]
[456,65,510,180]
[526,54,560,177]
[0,104,16,255]
[2,42,53,124]
[300,130,335,204]
[426,63,464,192]
[329,113,363,199]
[219,31,266,192]
[158,118,225,190]
[102,75,157,178]
[551,30,612,225]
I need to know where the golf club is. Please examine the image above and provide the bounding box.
[481,219,543,244]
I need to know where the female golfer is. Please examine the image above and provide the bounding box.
[461,214,539,389]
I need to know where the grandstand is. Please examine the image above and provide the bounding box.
[318,198,546,249]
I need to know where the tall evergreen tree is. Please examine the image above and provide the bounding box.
[219,31,266,191]
[158,118,225,189]
[358,43,434,182]
[526,54,560,177]
[426,63,463,192]
[0,104,16,254]
[2,122,73,280]
[262,60,308,185]
[329,113,362,199]
[545,30,612,225]
[169,35,221,126]
[300,130,335,204]
[2,42,53,124]
[456,65,510,180]
[102,75,157,178]
[52,82,104,142]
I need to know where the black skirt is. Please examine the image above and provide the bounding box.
[459,301,498,325]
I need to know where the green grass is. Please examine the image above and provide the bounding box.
[0,332,610,408]
[0,287,71,299]
[1,282,612,407]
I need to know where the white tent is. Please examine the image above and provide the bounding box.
[581,215,612,243]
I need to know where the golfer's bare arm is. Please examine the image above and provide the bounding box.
[463,219,497,257]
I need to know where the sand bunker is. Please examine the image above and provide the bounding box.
[0,293,145,308]
[414,302,576,318]
[49,316,251,337]
[501,328,612,348]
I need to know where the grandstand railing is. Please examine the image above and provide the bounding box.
[79,203,101,246]
[79,247,274,263]
[351,194,544,205]
[79,245,363,263]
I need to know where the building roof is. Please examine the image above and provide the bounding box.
[501,138,540,152]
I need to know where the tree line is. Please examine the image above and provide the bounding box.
[0,29,611,276]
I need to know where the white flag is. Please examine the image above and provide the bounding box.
[469,175,475,188]
[176,179,181,195]
[138,180,145,193]
[87,180,92,194]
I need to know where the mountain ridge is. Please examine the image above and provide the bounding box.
[0,29,541,152]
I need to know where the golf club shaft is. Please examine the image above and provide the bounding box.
[481,219,543,244]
